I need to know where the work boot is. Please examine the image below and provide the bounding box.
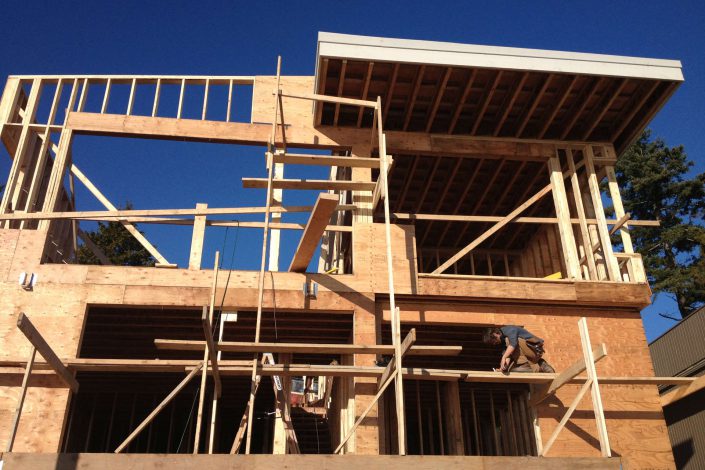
[538,359,555,373]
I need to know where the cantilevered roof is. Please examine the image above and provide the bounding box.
[314,32,683,154]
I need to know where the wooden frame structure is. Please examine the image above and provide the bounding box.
[0,32,688,469]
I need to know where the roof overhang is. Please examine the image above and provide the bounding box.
[314,32,683,154]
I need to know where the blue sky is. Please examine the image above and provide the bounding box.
[1,1,703,341]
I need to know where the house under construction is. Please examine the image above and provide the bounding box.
[0,33,699,469]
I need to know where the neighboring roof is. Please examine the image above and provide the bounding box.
[314,32,683,154]
[650,306,705,378]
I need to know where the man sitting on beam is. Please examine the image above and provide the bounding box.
[483,325,555,373]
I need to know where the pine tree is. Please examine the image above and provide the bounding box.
[77,203,155,267]
[614,130,705,317]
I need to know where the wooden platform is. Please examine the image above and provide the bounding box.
[0,453,622,469]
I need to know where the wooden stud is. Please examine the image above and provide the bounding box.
[202,78,210,120]
[16,312,79,392]
[126,78,137,115]
[584,146,621,280]
[201,307,222,398]
[471,389,480,455]
[115,362,204,453]
[177,78,186,119]
[226,79,233,122]
[566,148,598,280]
[435,381,445,454]
[578,317,611,457]
[605,165,634,253]
[548,154,581,279]
[152,78,161,117]
[189,203,208,270]
[5,346,36,452]
[416,381,424,455]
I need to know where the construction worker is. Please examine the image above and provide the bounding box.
[482,326,555,373]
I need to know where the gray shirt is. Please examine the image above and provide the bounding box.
[500,325,543,349]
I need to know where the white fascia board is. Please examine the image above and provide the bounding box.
[317,32,684,82]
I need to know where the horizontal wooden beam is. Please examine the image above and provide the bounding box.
[153,339,462,356]
[0,204,357,221]
[243,178,376,191]
[273,153,380,168]
[660,375,705,406]
[16,313,79,392]
[66,112,609,158]
[278,92,377,108]
[392,213,660,227]
[289,194,340,272]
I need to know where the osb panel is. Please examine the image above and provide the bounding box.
[383,302,673,470]
[0,453,622,469]
[353,223,418,295]
[251,76,316,127]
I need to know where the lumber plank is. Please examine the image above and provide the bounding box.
[432,183,553,274]
[273,153,381,168]
[541,379,593,456]
[201,306,222,397]
[529,343,607,406]
[70,163,170,265]
[16,313,79,392]
[661,374,705,407]
[115,362,204,453]
[153,339,462,356]
[242,178,376,191]
[289,194,340,272]
[5,346,36,452]
[188,203,207,270]
[279,91,377,108]
[579,318,611,457]
[378,328,417,389]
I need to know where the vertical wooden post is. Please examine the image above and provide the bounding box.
[416,381,424,455]
[470,389,481,455]
[434,381,445,455]
[578,317,611,457]
[226,79,233,122]
[189,203,208,270]
[152,78,161,117]
[566,148,598,280]
[245,56,282,454]
[268,162,284,271]
[490,391,499,455]
[584,146,621,281]
[272,353,292,453]
[177,79,186,118]
[548,153,581,278]
[443,381,465,455]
